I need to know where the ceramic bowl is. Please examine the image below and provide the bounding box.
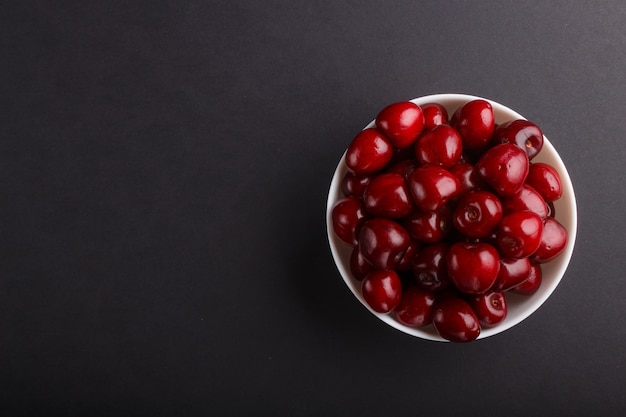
[326,93,577,341]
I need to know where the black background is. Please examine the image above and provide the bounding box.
[2,1,626,416]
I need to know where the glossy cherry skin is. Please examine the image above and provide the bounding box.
[476,143,529,197]
[492,257,531,292]
[414,124,463,168]
[404,206,452,243]
[358,218,411,269]
[350,245,374,281]
[493,119,544,160]
[449,162,483,196]
[446,242,500,294]
[361,269,403,313]
[412,242,451,291]
[526,162,563,202]
[450,99,495,149]
[531,217,568,263]
[341,172,373,198]
[395,285,436,327]
[396,240,420,271]
[376,101,425,149]
[432,297,481,342]
[408,165,461,212]
[512,262,542,294]
[421,102,449,130]
[468,290,507,327]
[385,159,420,180]
[331,196,368,246]
[502,184,549,219]
[345,128,393,175]
[452,190,503,239]
[363,173,413,218]
[496,211,543,259]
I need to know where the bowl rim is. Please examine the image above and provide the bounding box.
[326,93,578,342]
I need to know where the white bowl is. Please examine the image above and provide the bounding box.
[326,93,578,341]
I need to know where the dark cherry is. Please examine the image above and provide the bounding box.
[531,217,568,264]
[396,240,420,271]
[492,257,531,292]
[408,165,461,212]
[469,290,507,327]
[446,242,500,294]
[376,101,425,149]
[476,143,529,197]
[432,297,481,342]
[404,206,452,243]
[345,128,393,175]
[350,245,374,281]
[358,218,411,269]
[526,162,563,202]
[412,242,451,291]
[341,172,373,197]
[385,159,420,180]
[502,184,549,219]
[450,99,495,149]
[452,190,503,239]
[331,196,368,246]
[395,285,436,327]
[493,119,544,160]
[421,102,449,130]
[496,211,543,259]
[414,124,463,168]
[361,269,403,313]
[512,262,542,294]
[363,173,414,218]
[449,162,483,196]
[389,145,418,164]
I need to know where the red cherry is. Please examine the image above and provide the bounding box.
[452,190,503,239]
[395,286,436,327]
[432,297,481,342]
[492,257,531,292]
[531,217,568,263]
[385,159,420,180]
[331,196,368,246]
[358,218,411,269]
[376,101,425,149]
[412,242,451,291]
[350,245,374,281]
[449,162,484,196]
[468,290,507,327]
[446,242,500,294]
[450,99,495,149]
[421,102,449,130]
[408,165,461,212]
[345,128,393,175]
[502,184,549,219]
[512,262,542,294]
[526,162,563,202]
[492,119,544,160]
[403,205,452,243]
[363,173,414,218]
[341,172,373,197]
[476,143,529,197]
[496,211,543,259]
[396,240,420,271]
[414,124,463,168]
[361,269,403,313]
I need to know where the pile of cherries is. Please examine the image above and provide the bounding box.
[331,99,568,342]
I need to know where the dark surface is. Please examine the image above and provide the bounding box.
[1,1,625,416]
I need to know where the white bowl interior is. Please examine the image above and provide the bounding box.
[326,93,578,341]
